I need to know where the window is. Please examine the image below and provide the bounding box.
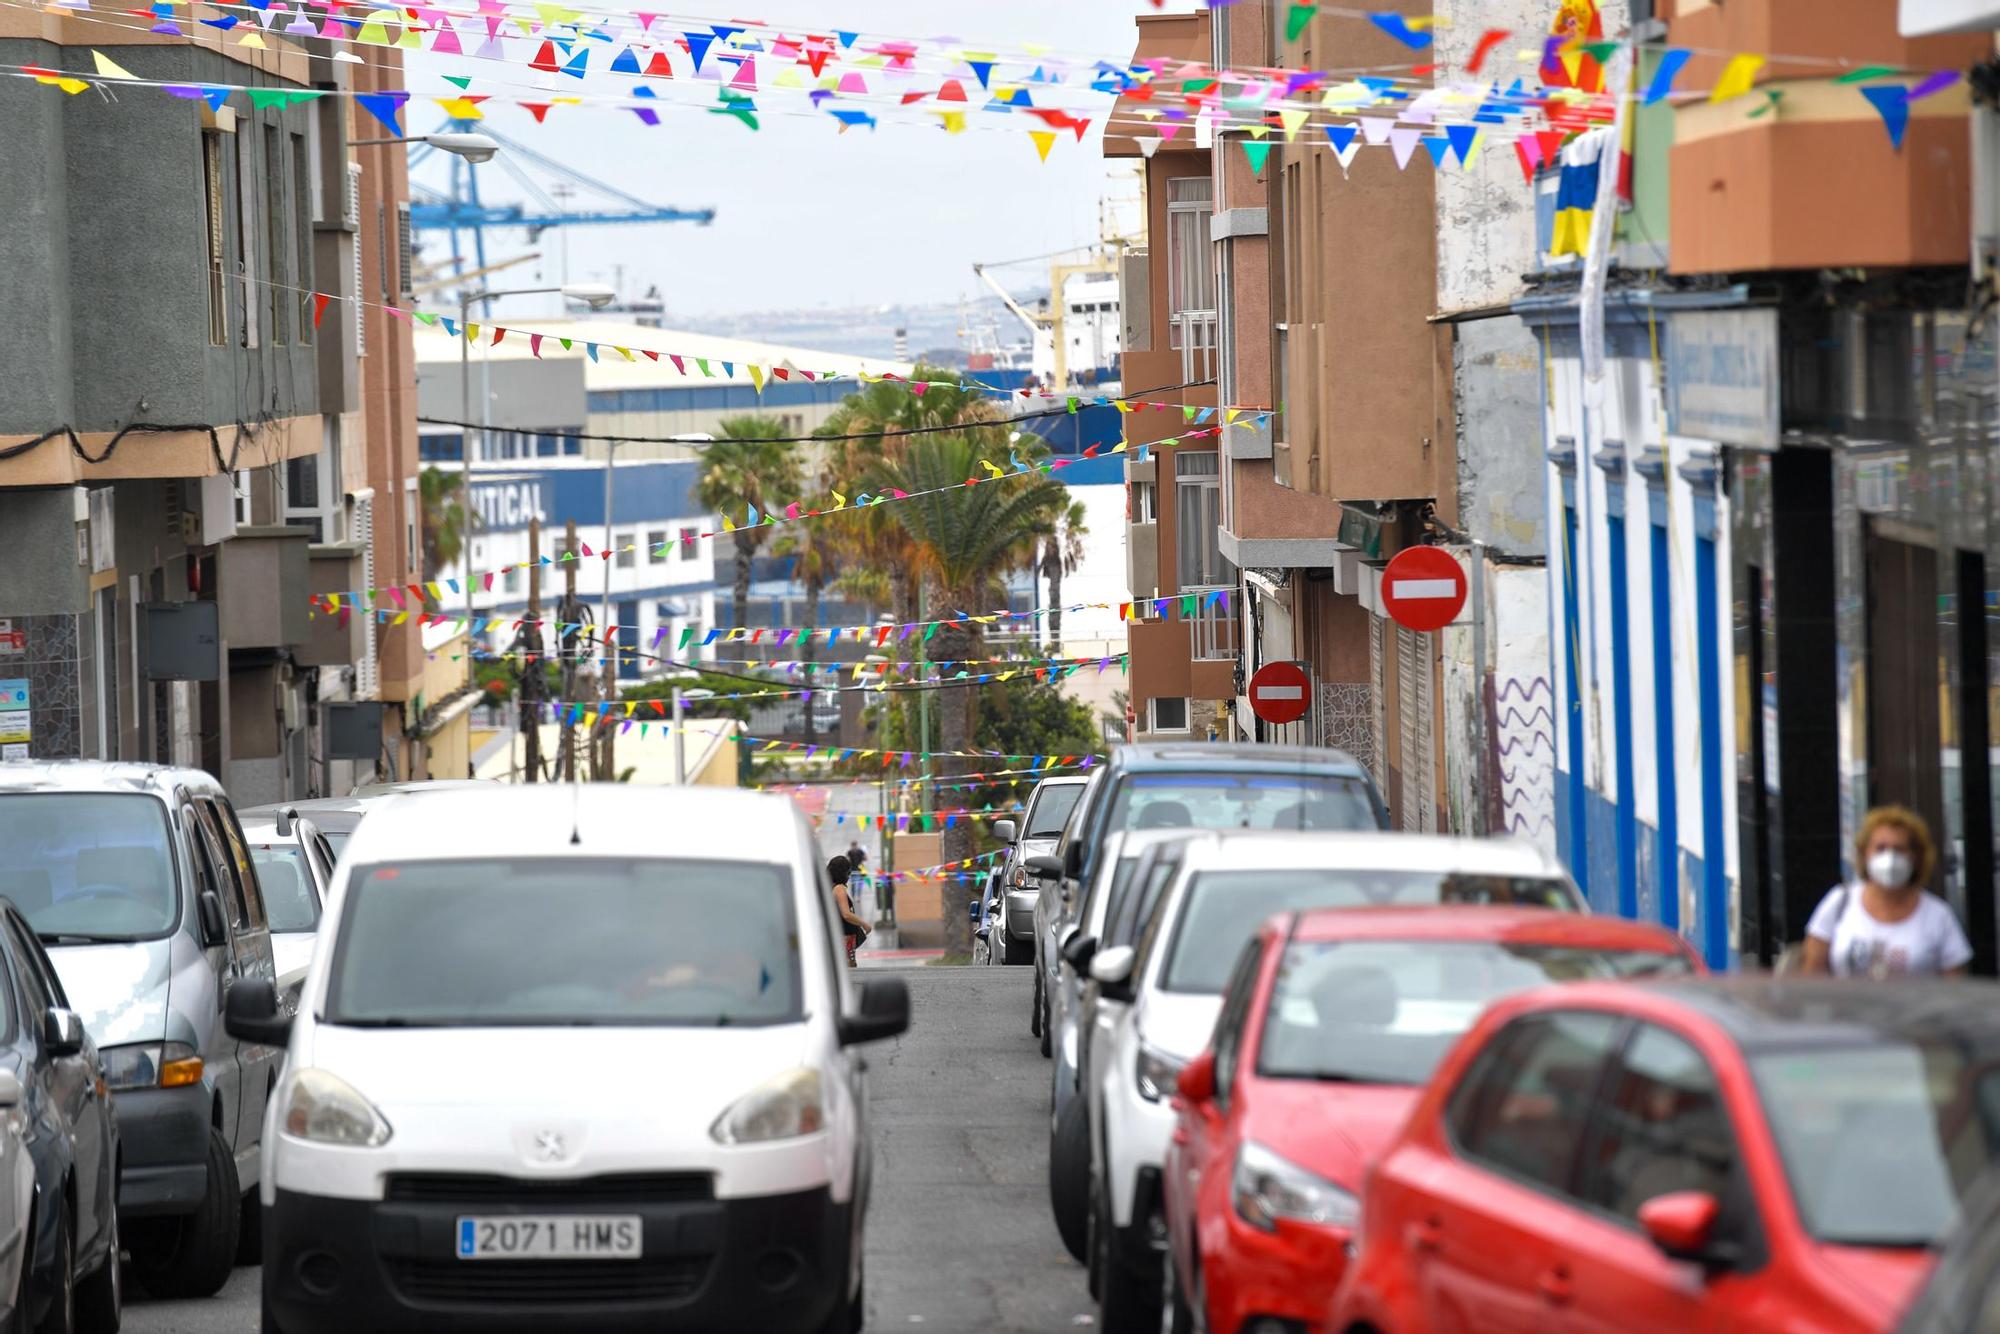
[1148,696,1189,732]
[403,477,419,579]
[236,123,259,347]
[294,131,313,344]
[201,131,228,345]
[250,843,319,933]
[1166,177,1215,351]
[679,527,699,561]
[1577,1025,1735,1222]
[326,858,804,1027]
[615,532,636,569]
[1105,844,1182,951]
[1025,784,1086,839]
[648,529,669,564]
[1447,1012,1624,1194]
[0,794,179,940]
[1209,938,1263,1108]
[265,124,287,343]
[1176,452,1228,589]
[1131,480,1157,524]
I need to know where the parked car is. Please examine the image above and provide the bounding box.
[1331,976,2000,1334]
[227,784,909,1333]
[989,775,1089,968]
[239,809,333,1008]
[1084,831,1584,1333]
[0,760,279,1298]
[1030,746,1390,1059]
[1046,829,1196,1262]
[0,895,123,1334]
[239,796,369,863]
[1898,1163,2000,1333]
[1161,907,1699,1334]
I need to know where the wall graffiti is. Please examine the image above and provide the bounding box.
[1489,675,1555,849]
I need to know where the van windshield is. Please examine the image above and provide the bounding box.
[1026,785,1085,839]
[0,794,179,941]
[326,858,803,1028]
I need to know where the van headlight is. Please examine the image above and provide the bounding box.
[1232,1141,1358,1232]
[279,1068,393,1147]
[710,1068,824,1145]
[102,1041,203,1092]
[1135,1043,1184,1103]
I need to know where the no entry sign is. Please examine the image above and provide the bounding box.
[1248,661,1312,726]
[1381,546,1467,633]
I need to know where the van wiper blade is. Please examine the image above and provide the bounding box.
[36,932,125,945]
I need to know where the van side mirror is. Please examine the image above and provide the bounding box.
[197,891,228,949]
[1026,854,1064,880]
[991,819,1017,843]
[225,978,293,1048]
[1089,945,1136,990]
[837,978,910,1046]
[43,1008,84,1057]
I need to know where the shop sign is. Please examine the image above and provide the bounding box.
[1666,309,1779,448]
[0,621,22,656]
[0,677,28,748]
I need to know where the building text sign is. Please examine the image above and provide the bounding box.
[1666,308,1779,448]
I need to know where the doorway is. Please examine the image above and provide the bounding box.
[1865,524,1944,889]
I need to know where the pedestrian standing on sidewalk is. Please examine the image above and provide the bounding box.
[828,855,870,967]
[1800,806,1971,979]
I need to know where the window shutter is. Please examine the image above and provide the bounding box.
[396,202,414,299]
[354,494,378,698]
[346,163,365,357]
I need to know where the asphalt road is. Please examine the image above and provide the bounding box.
[125,963,1092,1333]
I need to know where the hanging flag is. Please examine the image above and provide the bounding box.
[1710,53,1765,103]
[1644,48,1691,105]
[1860,85,1910,149]
[1541,0,1604,93]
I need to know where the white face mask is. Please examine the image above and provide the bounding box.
[1867,849,1915,890]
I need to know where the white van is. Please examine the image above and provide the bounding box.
[227,784,908,1333]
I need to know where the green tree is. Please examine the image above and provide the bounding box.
[419,466,473,581]
[771,515,835,743]
[1034,499,1089,651]
[696,416,802,631]
[875,432,1069,953]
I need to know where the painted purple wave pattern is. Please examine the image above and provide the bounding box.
[1492,676,1555,841]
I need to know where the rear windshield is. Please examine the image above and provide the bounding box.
[327,858,802,1028]
[1108,772,1378,833]
[1162,868,1579,993]
[1026,785,1085,839]
[0,794,179,941]
[1260,939,1690,1085]
[250,843,319,933]
[1752,1043,2000,1248]
[322,831,352,861]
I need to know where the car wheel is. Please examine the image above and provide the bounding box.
[35,1201,74,1334]
[129,1128,239,1299]
[72,1202,117,1334]
[1038,973,1053,1059]
[1160,1236,1194,1334]
[1031,966,1043,1038]
[258,1293,290,1334]
[1049,1096,1090,1263]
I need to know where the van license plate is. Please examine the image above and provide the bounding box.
[455,1216,643,1260]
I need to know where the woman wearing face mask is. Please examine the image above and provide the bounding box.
[1801,806,1971,979]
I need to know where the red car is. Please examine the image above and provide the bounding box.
[1161,906,1701,1334]
[1330,976,2000,1334]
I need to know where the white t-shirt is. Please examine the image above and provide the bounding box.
[1805,885,1973,978]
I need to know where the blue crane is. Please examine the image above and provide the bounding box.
[408,118,715,277]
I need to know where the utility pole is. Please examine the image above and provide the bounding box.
[517,516,546,783]
[671,687,684,785]
[597,439,618,784]
[559,519,580,782]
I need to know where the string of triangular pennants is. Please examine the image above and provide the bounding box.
[500,654,1126,707]
[844,849,1004,886]
[813,802,1021,827]
[513,710,1102,766]
[450,649,1119,673]
[319,595,1225,648]
[754,762,1097,796]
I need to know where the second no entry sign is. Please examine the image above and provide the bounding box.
[1381,546,1467,632]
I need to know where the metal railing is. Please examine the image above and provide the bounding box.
[1175,312,1217,384]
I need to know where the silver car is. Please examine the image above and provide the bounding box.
[239,811,333,1010]
[988,776,1089,968]
[0,761,280,1301]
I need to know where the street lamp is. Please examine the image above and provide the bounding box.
[454,282,616,641]
[352,132,502,163]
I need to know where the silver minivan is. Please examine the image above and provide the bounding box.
[0,761,278,1300]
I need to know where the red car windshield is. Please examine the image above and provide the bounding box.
[1752,1043,2000,1248]
[1258,939,1691,1085]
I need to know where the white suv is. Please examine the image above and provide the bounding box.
[1083,831,1583,1332]
[226,784,908,1334]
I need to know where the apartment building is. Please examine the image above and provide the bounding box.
[0,19,455,794]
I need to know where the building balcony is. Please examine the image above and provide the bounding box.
[1186,589,1237,662]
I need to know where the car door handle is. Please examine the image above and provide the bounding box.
[1410,1215,1442,1253]
[1538,1264,1573,1306]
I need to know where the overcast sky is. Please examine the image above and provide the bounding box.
[406,2,1172,321]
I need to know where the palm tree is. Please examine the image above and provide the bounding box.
[875,432,1068,954]
[1032,499,1089,653]
[696,416,801,633]
[418,466,472,581]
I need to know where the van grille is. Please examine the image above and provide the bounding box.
[385,1256,708,1305]
[383,1173,713,1205]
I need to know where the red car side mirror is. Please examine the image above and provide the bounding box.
[1177,1050,1215,1104]
[1637,1191,1719,1261]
